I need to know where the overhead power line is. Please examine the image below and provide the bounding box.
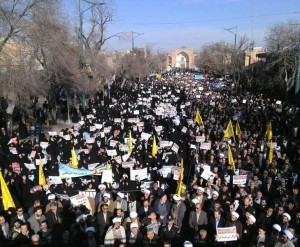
[121,11,300,26]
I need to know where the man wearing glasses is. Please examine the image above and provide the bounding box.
[10,207,29,225]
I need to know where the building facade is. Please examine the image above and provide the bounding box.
[168,47,197,69]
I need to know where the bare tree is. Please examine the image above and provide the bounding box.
[265,20,300,92]
[0,0,56,53]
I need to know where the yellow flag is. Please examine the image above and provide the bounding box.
[156,74,162,79]
[228,145,235,170]
[265,122,272,141]
[71,147,78,169]
[151,135,158,157]
[195,110,204,127]
[268,141,273,163]
[218,102,222,109]
[128,131,132,155]
[177,159,184,195]
[223,120,234,140]
[235,121,241,136]
[39,158,46,186]
[106,162,111,170]
[0,170,15,210]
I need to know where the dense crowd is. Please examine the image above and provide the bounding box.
[0,69,300,247]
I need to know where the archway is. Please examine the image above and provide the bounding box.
[176,51,189,68]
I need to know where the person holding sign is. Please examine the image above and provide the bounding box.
[225,211,243,246]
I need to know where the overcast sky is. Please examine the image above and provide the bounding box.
[64,0,300,53]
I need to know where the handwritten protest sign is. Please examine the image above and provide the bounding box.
[130,168,148,181]
[70,193,88,207]
[200,142,211,150]
[217,227,237,242]
[233,175,247,185]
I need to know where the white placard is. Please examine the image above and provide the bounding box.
[233,175,247,185]
[181,126,187,133]
[134,110,139,115]
[201,169,215,180]
[231,99,237,103]
[114,118,122,123]
[95,123,103,129]
[48,131,58,136]
[70,193,88,207]
[171,143,179,153]
[210,101,215,106]
[90,126,96,132]
[40,142,49,149]
[128,118,139,123]
[242,99,247,104]
[155,126,163,132]
[187,119,193,125]
[35,158,47,165]
[106,149,117,156]
[109,140,119,147]
[122,161,135,168]
[79,149,90,154]
[276,100,282,105]
[86,138,95,144]
[119,144,129,152]
[9,147,17,154]
[136,122,144,127]
[48,176,63,185]
[217,227,237,242]
[160,140,172,148]
[130,168,148,181]
[141,132,152,141]
[104,127,111,133]
[122,154,130,162]
[24,163,36,170]
[196,136,205,143]
[63,135,70,141]
[200,142,211,150]
[101,170,113,184]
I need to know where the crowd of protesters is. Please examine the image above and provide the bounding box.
[0,69,300,247]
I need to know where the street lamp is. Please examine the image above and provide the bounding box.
[131,31,144,53]
[79,0,105,69]
[78,0,104,111]
[225,26,237,50]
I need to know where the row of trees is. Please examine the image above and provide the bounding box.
[0,0,166,121]
[195,20,300,101]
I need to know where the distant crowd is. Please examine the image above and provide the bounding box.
[0,69,300,247]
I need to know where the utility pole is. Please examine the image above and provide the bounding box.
[225,26,237,50]
[78,0,104,111]
[131,31,144,54]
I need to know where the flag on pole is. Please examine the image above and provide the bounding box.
[177,159,184,195]
[38,158,46,186]
[228,145,235,170]
[218,102,222,109]
[195,110,204,127]
[0,170,15,210]
[268,141,273,163]
[235,121,241,136]
[223,120,234,140]
[128,131,133,155]
[265,122,272,141]
[151,135,158,157]
[106,161,111,170]
[71,147,78,169]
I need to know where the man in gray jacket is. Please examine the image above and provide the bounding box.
[27,206,46,234]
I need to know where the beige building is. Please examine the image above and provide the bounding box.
[167,47,197,69]
[245,47,266,66]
